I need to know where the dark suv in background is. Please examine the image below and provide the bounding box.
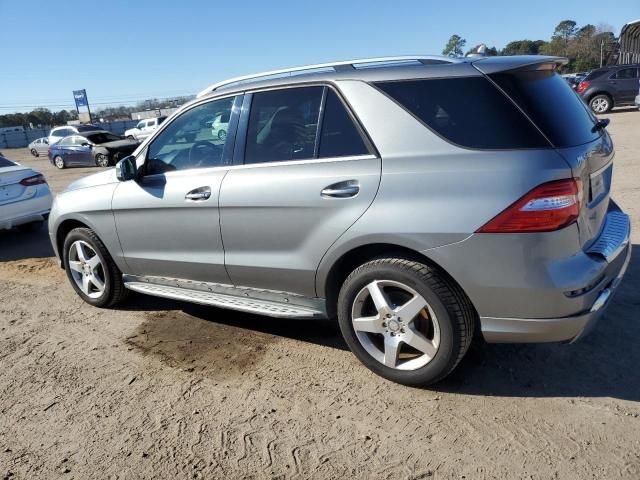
[578,64,640,113]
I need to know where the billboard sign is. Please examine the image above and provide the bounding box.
[73,89,89,108]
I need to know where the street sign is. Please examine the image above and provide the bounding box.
[73,89,89,108]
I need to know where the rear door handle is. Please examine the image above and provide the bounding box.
[321,180,360,198]
[185,186,211,201]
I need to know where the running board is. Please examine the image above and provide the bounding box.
[123,277,326,319]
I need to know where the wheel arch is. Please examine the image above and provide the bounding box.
[587,90,615,107]
[320,242,476,320]
[55,218,93,266]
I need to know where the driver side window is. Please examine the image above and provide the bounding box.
[145,96,235,175]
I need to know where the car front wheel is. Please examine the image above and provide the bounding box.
[63,228,127,307]
[337,257,475,386]
[54,156,65,169]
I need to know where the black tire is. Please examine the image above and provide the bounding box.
[16,220,44,233]
[62,227,128,308]
[126,135,135,140]
[54,155,65,169]
[337,258,475,386]
[31,148,38,157]
[589,94,613,114]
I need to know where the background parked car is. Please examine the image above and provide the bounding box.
[578,64,640,113]
[124,116,167,141]
[48,131,139,169]
[0,154,52,232]
[28,137,49,157]
[48,124,104,145]
[209,111,229,141]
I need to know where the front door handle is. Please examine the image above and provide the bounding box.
[185,186,211,201]
[321,180,360,198]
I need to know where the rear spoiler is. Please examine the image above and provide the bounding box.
[471,55,568,75]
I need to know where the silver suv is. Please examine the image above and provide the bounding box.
[48,55,631,386]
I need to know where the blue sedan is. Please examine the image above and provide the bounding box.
[48,131,139,169]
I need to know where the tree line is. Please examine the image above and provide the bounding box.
[443,19,617,72]
[0,95,194,129]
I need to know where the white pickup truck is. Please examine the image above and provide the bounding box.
[124,116,167,141]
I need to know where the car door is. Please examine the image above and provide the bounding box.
[64,135,93,166]
[219,86,381,297]
[609,67,639,102]
[111,94,241,283]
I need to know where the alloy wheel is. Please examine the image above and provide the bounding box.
[54,156,64,169]
[96,154,109,167]
[591,97,609,113]
[351,280,441,370]
[68,240,106,299]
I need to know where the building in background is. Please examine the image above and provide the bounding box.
[618,19,640,64]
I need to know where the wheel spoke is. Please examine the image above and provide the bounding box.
[87,254,101,269]
[68,261,83,273]
[383,336,400,368]
[395,294,427,323]
[403,326,438,358]
[353,315,385,334]
[75,242,87,262]
[90,274,105,292]
[81,274,91,295]
[366,281,392,315]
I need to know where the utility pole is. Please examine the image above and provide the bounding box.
[600,39,605,67]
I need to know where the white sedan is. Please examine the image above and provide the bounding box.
[0,154,52,232]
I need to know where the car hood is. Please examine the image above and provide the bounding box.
[64,168,117,192]
[99,139,139,149]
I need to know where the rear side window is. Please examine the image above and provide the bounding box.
[612,68,638,79]
[319,90,368,158]
[491,70,599,148]
[245,86,322,164]
[585,69,608,81]
[376,77,549,149]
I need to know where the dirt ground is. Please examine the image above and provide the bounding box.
[1,110,639,479]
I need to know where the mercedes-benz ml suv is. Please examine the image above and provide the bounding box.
[48,55,631,386]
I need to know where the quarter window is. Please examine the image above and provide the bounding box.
[244,86,322,164]
[145,96,235,174]
[319,90,368,158]
[376,77,549,149]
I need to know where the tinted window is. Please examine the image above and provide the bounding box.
[136,121,145,129]
[245,87,322,164]
[158,116,167,124]
[612,68,638,79]
[86,132,121,144]
[146,96,235,174]
[0,156,15,167]
[491,70,599,147]
[377,77,549,149]
[319,90,368,158]
[76,125,102,132]
[585,69,608,81]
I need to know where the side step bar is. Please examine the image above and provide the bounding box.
[124,280,326,319]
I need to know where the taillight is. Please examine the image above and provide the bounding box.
[20,174,47,186]
[577,80,589,94]
[477,178,583,233]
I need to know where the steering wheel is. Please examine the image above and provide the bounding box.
[187,140,223,168]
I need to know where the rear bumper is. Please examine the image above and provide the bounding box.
[481,240,631,343]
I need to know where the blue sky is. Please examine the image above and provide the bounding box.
[1,0,638,113]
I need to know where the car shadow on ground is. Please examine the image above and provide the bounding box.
[0,226,53,261]
[602,106,639,115]
[437,245,640,401]
[121,246,640,401]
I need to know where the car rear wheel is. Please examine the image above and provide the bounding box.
[63,228,128,308]
[31,148,38,157]
[337,257,475,386]
[54,156,65,169]
[95,153,110,167]
[590,94,612,114]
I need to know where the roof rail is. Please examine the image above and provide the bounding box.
[196,55,457,98]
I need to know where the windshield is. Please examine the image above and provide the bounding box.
[0,156,16,167]
[76,125,103,132]
[491,70,600,148]
[86,132,122,144]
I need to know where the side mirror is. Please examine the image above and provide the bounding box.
[115,155,137,181]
